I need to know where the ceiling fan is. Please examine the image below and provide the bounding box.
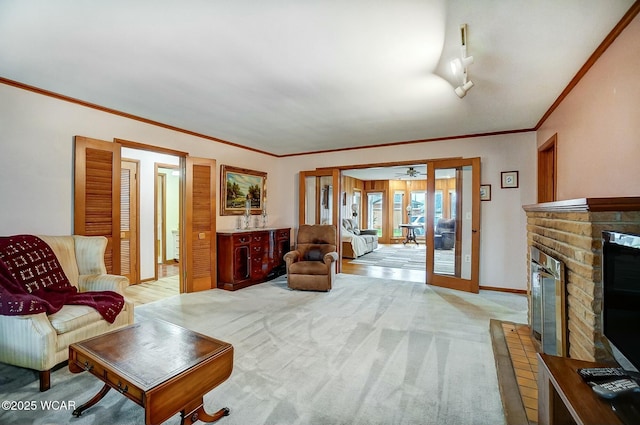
[394,166,425,179]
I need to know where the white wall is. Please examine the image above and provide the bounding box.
[0,83,282,234]
[0,83,536,290]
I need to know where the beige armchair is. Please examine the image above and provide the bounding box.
[284,225,338,291]
[0,235,134,391]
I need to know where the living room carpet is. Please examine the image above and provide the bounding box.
[349,245,454,274]
[0,274,527,425]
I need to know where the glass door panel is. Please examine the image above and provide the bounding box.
[392,191,404,238]
[300,170,339,226]
[319,176,334,225]
[426,158,480,293]
[303,175,318,224]
[352,190,361,228]
[409,191,426,238]
[367,192,383,237]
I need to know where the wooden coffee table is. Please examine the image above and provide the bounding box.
[68,319,233,425]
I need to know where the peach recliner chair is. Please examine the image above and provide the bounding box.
[283,225,338,291]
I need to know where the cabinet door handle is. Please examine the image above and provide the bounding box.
[116,381,128,394]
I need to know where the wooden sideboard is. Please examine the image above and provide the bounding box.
[216,227,290,291]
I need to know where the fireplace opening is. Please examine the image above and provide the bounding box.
[530,246,567,356]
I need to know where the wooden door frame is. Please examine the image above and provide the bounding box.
[157,172,167,273]
[364,189,387,243]
[121,158,140,285]
[155,164,180,280]
[115,139,187,292]
[538,134,557,203]
[426,157,481,293]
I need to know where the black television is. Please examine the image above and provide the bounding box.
[602,231,640,373]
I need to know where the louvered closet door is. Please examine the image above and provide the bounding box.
[120,159,138,284]
[74,136,121,274]
[184,157,216,292]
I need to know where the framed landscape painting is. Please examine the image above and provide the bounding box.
[221,165,267,216]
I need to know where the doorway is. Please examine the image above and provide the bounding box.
[119,148,181,286]
[538,134,557,203]
[314,158,480,293]
[156,164,180,281]
[75,136,218,300]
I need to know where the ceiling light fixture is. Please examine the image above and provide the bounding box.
[451,23,474,98]
[454,80,474,98]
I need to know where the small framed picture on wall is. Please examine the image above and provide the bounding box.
[501,171,519,189]
[480,184,491,201]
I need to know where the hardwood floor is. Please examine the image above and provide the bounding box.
[124,276,180,306]
[158,262,179,278]
[341,258,426,283]
[124,263,180,306]
[341,243,426,283]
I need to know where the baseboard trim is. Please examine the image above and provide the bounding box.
[481,286,527,295]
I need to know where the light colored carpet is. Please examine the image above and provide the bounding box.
[0,274,527,425]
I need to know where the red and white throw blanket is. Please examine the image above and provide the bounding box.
[0,235,124,323]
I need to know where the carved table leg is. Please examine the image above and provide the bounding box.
[180,399,230,425]
[72,383,111,417]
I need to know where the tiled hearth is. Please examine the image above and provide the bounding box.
[523,197,640,362]
[502,322,539,423]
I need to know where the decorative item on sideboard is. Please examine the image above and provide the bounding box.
[261,204,268,228]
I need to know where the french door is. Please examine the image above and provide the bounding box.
[426,157,481,293]
[298,169,340,226]
[298,168,341,270]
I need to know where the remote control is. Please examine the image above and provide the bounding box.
[578,367,629,381]
[591,378,640,399]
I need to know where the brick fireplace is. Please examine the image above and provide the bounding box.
[523,198,640,362]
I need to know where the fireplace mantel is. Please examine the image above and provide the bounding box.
[523,197,640,213]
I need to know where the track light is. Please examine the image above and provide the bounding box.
[451,23,475,98]
[455,80,474,98]
[450,55,474,76]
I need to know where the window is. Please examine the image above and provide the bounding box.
[367,192,383,236]
[392,191,404,237]
[409,191,426,236]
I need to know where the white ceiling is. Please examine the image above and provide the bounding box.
[0,1,634,156]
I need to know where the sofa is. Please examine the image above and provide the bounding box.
[0,235,134,391]
[341,218,379,258]
[435,218,456,250]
